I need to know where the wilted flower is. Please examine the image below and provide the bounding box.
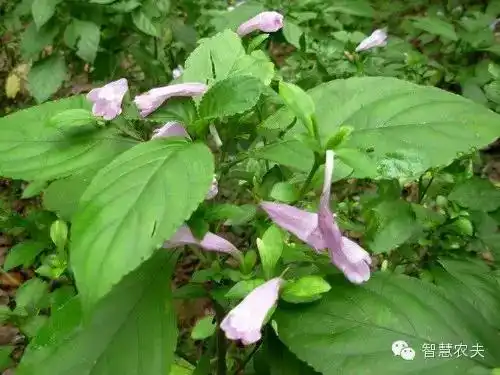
[134,83,208,117]
[237,11,284,37]
[355,29,388,52]
[86,78,128,120]
[164,225,241,259]
[221,278,283,345]
[260,150,371,284]
[172,65,184,79]
[206,175,219,200]
[151,121,190,139]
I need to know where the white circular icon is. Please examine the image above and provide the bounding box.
[400,347,416,361]
[392,340,409,356]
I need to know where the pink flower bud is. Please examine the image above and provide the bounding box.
[134,83,208,117]
[237,11,284,37]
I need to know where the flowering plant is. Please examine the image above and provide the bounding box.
[2,7,500,375]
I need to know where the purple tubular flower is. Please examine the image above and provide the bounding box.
[163,225,241,259]
[151,121,190,139]
[86,78,128,120]
[260,150,371,284]
[134,83,208,117]
[237,11,284,37]
[355,29,388,52]
[221,278,283,345]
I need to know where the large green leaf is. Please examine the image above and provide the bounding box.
[0,96,135,181]
[275,273,500,374]
[71,20,101,63]
[412,17,458,41]
[28,55,67,103]
[249,140,314,173]
[198,76,263,119]
[42,165,104,221]
[264,77,500,178]
[21,23,58,60]
[70,139,214,308]
[448,177,500,212]
[183,29,245,84]
[31,0,61,29]
[17,251,178,375]
[432,259,500,330]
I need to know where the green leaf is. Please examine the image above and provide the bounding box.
[325,0,374,17]
[15,278,49,314]
[28,55,67,103]
[412,16,458,41]
[266,77,500,178]
[198,75,263,120]
[449,178,500,212]
[43,166,101,220]
[70,140,214,308]
[225,279,265,299]
[183,29,245,84]
[17,251,179,375]
[250,141,314,173]
[21,23,58,60]
[281,276,331,304]
[0,96,134,181]
[0,346,14,372]
[4,241,46,271]
[279,81,315,133]
[432,259,500,330]
[131,10,159,37]
[270,182,299,203]
[275,273,500,375]
[144,98,197,124]
[368,200,417,253]
[205,203,257,226]
[72,20,101,62]
[335,148,377,178]
[263,330,320,375]
[22,180,48,199]
[171,357,195,375]
[32,0,60,29]
[228,51,275,85]
[257,225,284,279]
[283,21,303,49]
[50,220,68,249]
[191,315,217,340]
[22,315,49,338]
[48,109,96,129]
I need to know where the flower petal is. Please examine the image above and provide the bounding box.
[163,225,240,258]
[86,78,128,120]
[237,11,284,37]
[260,201,325,250]
[221,278,283,345]
[330,237,371,284]
[355,29,388,52]
[151,121,190,139]
[134,83,208,117]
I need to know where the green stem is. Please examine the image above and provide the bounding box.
[293,155,321,204]
[418,174,435,203]
[214,303,228,375]
[220,155,249,175]
[231,343,261,375]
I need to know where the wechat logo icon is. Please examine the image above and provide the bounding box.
[392,340,416,361]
